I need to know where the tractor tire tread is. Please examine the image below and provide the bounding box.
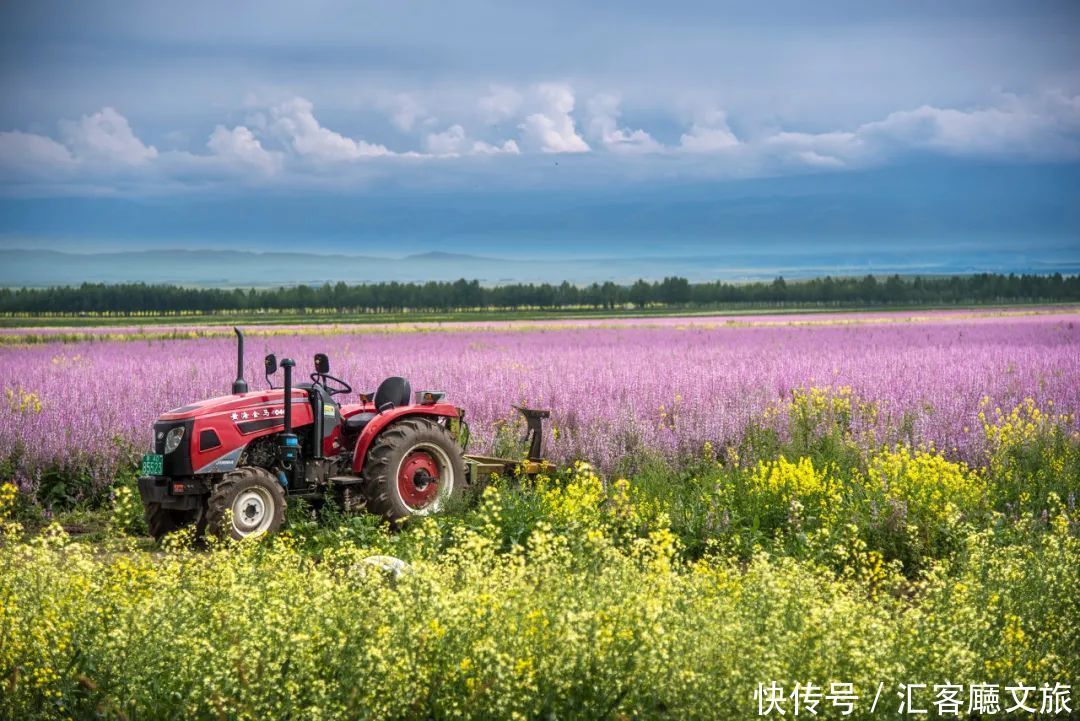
[362,418,464,522]
[144,501,193,542]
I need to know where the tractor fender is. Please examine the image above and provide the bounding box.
[350,403,461,474]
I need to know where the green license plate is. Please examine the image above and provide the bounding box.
[141,453,164,476]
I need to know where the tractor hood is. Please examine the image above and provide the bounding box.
[153,388,317,477]
[159,389,309,422]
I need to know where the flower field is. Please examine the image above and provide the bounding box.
[2,308,1078,498]
[1,308,1079,719]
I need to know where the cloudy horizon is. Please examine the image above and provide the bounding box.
[0,0,1077,271]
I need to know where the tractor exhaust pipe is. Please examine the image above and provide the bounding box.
[231,327,249,395]
[281,358,295,434]
[278,358,299,475]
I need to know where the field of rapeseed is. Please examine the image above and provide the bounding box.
[1,311,1079,719]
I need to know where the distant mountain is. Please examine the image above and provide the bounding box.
[2,247,1079,288]
[404,251,497,261]
[2,161,1077,286]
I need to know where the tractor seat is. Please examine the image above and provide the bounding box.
[374,376,411,409]
[343,377,412,433]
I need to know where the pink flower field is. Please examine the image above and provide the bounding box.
[1,308,1078,494]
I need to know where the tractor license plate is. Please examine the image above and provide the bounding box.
[141,453,164,476]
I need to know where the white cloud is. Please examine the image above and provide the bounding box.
[383,93,429,132]
[794,150,847,168]
[207,125,282,174]
[758,91,1080,169]
[857,92,1080,160]
[426,124,519,156]
[425,124,466,155]
[472,139,519,155]
[478,85,523,124]
[761,130,864,169]
[586,94,661,153]
[0,130,75,174]
[269,97,391,161]
[59,107,158,165]
[1,88,1078,193]
[680,110,739,152]
[519,83,589,153]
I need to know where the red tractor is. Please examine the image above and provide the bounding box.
[137,329,549,539]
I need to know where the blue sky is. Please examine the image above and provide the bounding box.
[0,1,1078,269]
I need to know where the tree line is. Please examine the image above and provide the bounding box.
[1,273,1078,315]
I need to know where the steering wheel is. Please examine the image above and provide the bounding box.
[311,373,353,396]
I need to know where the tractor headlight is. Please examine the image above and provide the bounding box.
[163,426,186,455]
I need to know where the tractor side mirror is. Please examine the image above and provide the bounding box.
[314,353,330,375]
[264,354,278,389]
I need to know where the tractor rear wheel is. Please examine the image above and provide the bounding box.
[144,502,197,542]
[206,466,286,539]
[362,418,466,522]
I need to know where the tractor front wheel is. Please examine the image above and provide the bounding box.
[144,502,197,542]
[363,418,466,522]
[206,466,286,539]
